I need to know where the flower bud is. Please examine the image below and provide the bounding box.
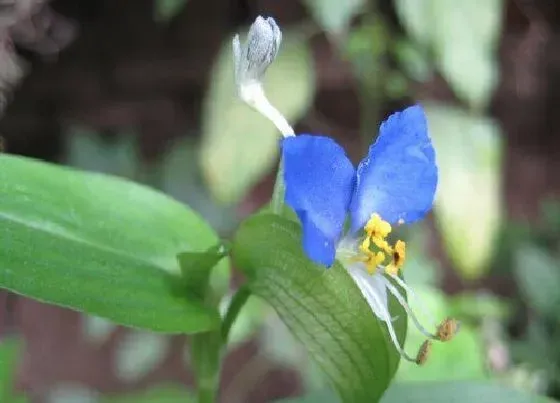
[231,16,294,137]
[232,16,282,88]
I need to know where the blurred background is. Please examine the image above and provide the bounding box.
[0,0,559,402]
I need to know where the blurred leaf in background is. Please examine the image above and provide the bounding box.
[304,0,365,42]
[396,286,487,382]
[395,227,488,382]
[276,381,556,403]
[64,127,139,179]
[0,338,28,403]
[395,0,502,110]
[102,385,195,403]
[511,244,560,392]
[425,103,503,280]
[514,246,560,318]
[449,292,511,322]
[200,32,315,204]
[382,381,556,403]
[161,137,239,234]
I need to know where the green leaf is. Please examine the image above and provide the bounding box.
[177,243,229,301]
[0,338,28,402]
[425,103,503,280]
[381,381,555,403]
[101,385,195,403]
[396,0,502,110]
[0,154,224,333]
[514,246,560,317]
[200,32,315,204]
[231,214,406,402]
[154,0,188,22]
[304,0,365,40]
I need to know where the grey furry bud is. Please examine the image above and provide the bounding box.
[232,16,282,88]
[231,16,294,137]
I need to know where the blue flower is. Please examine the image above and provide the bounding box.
[282,105,458,364]
[282,104,437,267]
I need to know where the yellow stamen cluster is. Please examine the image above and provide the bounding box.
[359,214,406,275]
[355,215,460,367]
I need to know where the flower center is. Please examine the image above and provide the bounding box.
[358,213,406,276]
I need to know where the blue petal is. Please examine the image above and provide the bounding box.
[282,135,355,267]
[350,105,437,232]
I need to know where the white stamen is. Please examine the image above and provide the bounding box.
[349,268,417,362]
[388,273,438,329]
[347,264,387,319]
[380,276,438,340]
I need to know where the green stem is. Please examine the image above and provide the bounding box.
[221,286,251,342]
[271,157,286,215]
[191,331,222,403]
[190,287,252,402]
[196,382,217,403]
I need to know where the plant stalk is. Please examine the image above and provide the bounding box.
[221,286,251,342]
[271,158,286,215]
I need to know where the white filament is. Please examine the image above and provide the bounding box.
[388,273,438,329]
[348,266,416,362]
[380,276,438,340]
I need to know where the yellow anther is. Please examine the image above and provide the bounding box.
[371,237,392,254]
[386,240,406,276]
[365,213,392,238]
[359,236,371,254]
[415,340,432,365]
[360,213,409,276]
[393,240,406,267]
[363,251,385,274]
[385,264,397,276]
[436,318,460,342]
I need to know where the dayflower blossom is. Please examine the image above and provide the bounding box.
[230,16,458,364]
[282,105,459,364]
